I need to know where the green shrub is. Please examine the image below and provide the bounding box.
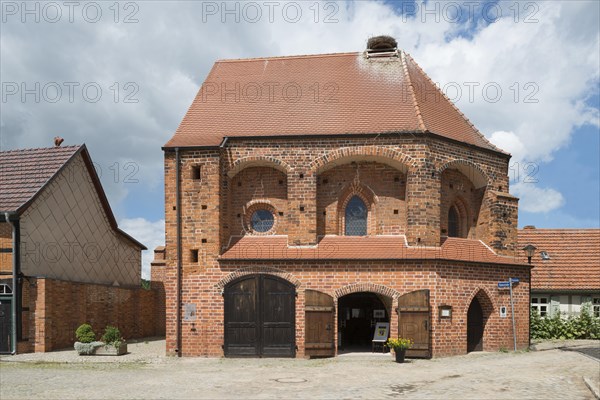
[531,304,600,340]
[75,323,96,343]
[101,326,123,346]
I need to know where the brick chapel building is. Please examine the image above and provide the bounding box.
[158,37,531,358]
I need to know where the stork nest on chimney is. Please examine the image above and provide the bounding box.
[367,35,398,51]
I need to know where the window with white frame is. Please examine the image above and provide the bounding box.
[531,296,549,317]
[593,297,600,318]
[0,284,12,294]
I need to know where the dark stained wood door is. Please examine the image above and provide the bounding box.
[0,301,11,353]
[397,289,431,358]
[261,276,296,357]
[467,298,484,352]
[304,290,334,357]
[224,275,295,357]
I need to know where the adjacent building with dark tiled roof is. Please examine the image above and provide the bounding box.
[518,227,600,318]
[156,38,531,359]
[0,144,159,354]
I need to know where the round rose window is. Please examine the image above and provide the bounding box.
[251,209,274,233]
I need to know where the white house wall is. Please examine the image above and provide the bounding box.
[19,153,141,286]
[533,292,595,318]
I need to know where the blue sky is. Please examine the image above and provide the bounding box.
[1,1,598,276]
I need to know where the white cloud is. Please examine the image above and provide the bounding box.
[489,131,526,162]
[511,182,565,213]
[1,1,597,221]
[118,218,165,280]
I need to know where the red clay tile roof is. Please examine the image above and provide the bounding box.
[165,51,504,154]
[220,235,526,266]
[0,145,146,250]
[518,228,600,290]
[0,145,80,213]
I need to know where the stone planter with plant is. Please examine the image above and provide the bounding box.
[74,323,104,355]
[386,337,413,363]
[73,324,127,356]
[96,326,127,355]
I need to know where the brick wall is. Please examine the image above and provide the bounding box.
[440,169,485,239]
[317,162,407,236]
[23,277,162,352]
[165,260,529,357]
[229,167,288,237]
[150,246,167,336]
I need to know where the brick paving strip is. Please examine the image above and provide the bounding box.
[1,339,598,399]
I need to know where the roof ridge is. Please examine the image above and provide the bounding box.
[403,52,507,155]
[216,51,360,63]
[400,51,426,131]
[0,145,82,154]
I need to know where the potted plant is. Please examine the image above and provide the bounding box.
[74,323,104,355]
[95,325,127,356]
[386,337,413,363]
[73,324,127,356]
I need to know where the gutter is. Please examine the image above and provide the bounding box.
[175,148,182,357]
[4,212,19,355]
[163,132,510,159]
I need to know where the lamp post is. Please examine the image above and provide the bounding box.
[522,244,537,264]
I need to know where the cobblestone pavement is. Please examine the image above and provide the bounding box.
[1,340,599,400]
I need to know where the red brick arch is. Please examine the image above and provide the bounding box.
[215,267,302,293]
[465,287,495,313]
[310,146,415,174]
[438,160,489,189]
[448,195,470,238]
[227,156,291,178]
[334,282,400,300]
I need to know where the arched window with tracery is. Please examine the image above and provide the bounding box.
[448,205,460,237]
[345,195,368,236]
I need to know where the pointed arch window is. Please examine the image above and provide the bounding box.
[448,206,459,237]
[345,196,367,236]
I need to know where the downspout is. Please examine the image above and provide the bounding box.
[175,148,182,357]
[4,212,18,355]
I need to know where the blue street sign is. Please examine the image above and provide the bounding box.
[510,278,520,284]
[498,282,510,288]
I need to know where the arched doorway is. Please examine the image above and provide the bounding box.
[467,297,484,352]
[223,275,295,357]
[338,292,389,352]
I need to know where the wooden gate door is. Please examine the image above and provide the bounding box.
[0,300,11,353]
[467,298,484,352]
[397,289,431,358]
[304,290,335,357]
[261,276,296,357]
[224,275,295,357]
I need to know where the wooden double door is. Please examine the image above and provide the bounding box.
[224,275,295,357]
